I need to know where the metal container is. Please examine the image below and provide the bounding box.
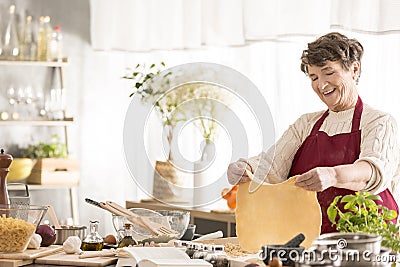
[295,259,336,267]
[54,225,87,245]
[295,247,393,267]
[313,232,382,255]
[8,183,30,208]
[297,233,392,267]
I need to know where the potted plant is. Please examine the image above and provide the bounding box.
[328,192,400,255]
[123,63,233,202]
[19,135,79,185]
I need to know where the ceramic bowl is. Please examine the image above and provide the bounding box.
[7,158,35,182]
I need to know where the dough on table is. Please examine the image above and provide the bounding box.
[236,176,322,252]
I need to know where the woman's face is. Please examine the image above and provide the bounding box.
[308,61,359,112]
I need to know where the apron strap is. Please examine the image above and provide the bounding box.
[311,96,364,135]
[352,96,363,132]
[310,110,329,135]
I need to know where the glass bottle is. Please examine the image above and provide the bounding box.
[48,26,63,61]
[117,223,138,248]
[37,16,52,61]
[3,5,20,60]
[20,16,37,61]
[81,220,104,251]
[0,8,3,58]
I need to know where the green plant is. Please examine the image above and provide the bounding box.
[122,62,186,127]
[327,191,400,252]
[122,62,166,98]
[123,63,232,140]
[20,135,67,159]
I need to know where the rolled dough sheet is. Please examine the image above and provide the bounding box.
[236,177,321,252]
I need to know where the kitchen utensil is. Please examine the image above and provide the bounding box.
[155,210,189,237]
[181,224,196,241]
[47,205,61,228]
[8,183,30,209]
[0,204,48,253]
[312,232,381,255]
[112,208,162,242]
[35,250,118,267]
[106,201,179,236]
[85,198,153,234]
[0,245,63,260]
[284,233,306,247]
[47,205,87,245]
[294,246,393,267]
[54,225,87,245]
[0,149,13,206]
[78,249,117,259]
[195,230,223,241]
[112,209,190,243]
[261,233,306,267]
[261,244,304,267]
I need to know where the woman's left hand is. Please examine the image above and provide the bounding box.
[295,167,337,191]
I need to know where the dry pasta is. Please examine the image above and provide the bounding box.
[0,217,35,252]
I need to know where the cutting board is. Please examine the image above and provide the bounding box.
[0,246,63,267]
[0,245,63,260]
[35,251,118,266]
[0,259,33,267]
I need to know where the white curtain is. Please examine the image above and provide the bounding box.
[90,0,400,51]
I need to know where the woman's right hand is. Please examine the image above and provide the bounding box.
[227,159,253,185]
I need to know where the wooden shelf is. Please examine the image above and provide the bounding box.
[0,59,68,67]
[0,118,74,126]
[8,183,78,190]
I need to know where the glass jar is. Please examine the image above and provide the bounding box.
[81,220,104,251]
[118,223,137,248]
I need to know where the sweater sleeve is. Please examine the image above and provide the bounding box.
[356,113,400,194]
[246,112,321,184]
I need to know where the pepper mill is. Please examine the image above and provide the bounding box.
[0,149,13,207]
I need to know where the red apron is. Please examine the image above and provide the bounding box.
[289,97,398,233]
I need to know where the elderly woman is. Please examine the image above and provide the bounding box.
[227,32,400,233]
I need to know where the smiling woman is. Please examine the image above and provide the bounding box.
[228,32,400,235]
[301,33,363,112]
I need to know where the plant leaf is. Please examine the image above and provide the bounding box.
[341,194,356,203]
[327,206,338,224]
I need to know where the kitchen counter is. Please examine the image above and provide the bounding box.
[26,265,115,267]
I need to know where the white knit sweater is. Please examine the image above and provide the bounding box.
[246,103,400,201]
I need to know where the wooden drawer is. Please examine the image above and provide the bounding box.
[27,158,79,186]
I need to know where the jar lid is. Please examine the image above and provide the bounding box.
[0,149,13,168]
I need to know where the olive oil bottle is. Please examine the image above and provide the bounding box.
[118,223,137,248]
[81,220,104,251]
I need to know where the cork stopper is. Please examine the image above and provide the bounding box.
[123,223,132,230]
